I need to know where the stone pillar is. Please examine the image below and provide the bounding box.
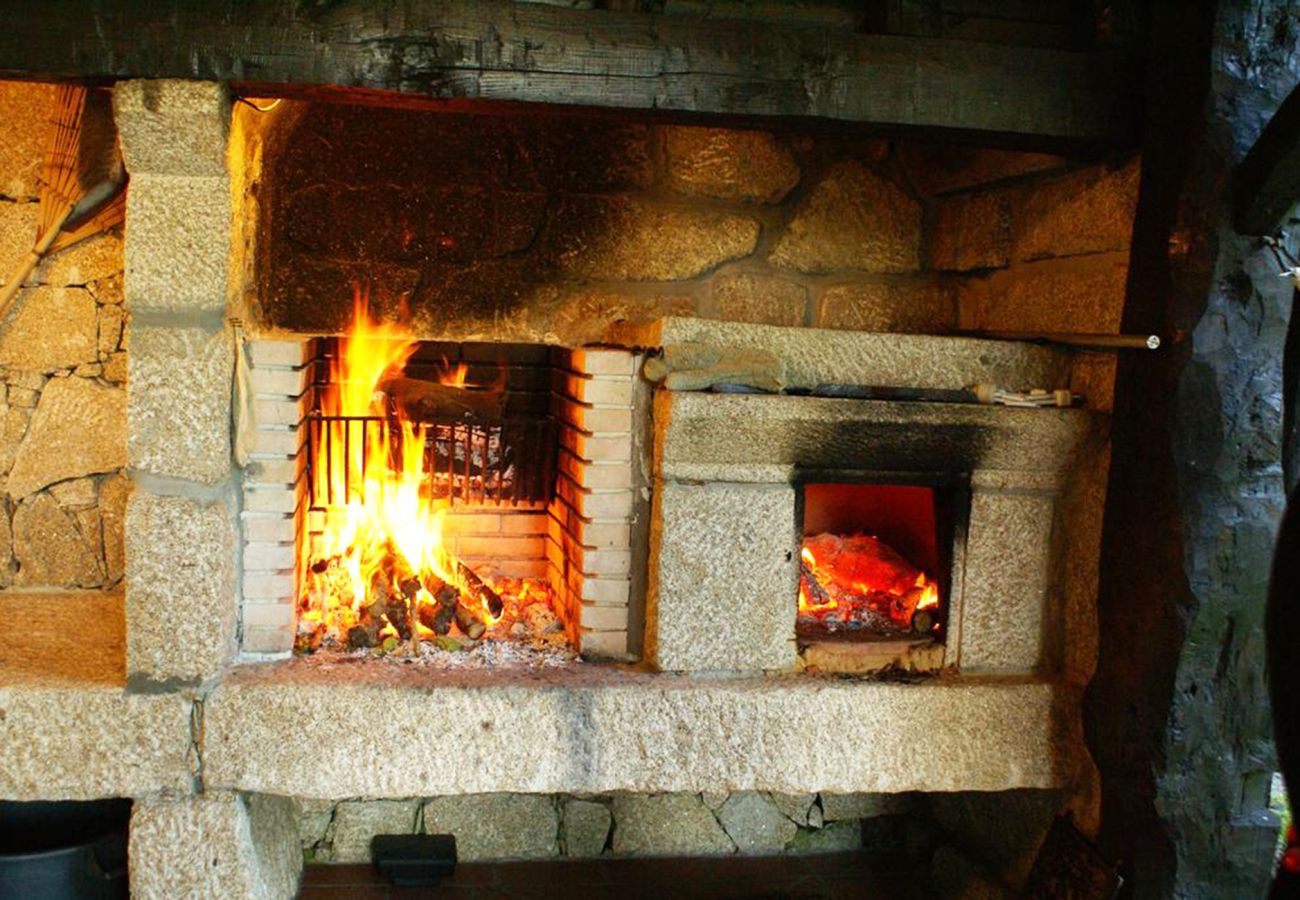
[130,793,301,899]
[114,81,238,686]
[957,480,1058,673]
[645,480,798,672]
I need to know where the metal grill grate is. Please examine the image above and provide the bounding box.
[304,340,559,509]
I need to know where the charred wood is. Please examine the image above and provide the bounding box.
[380,376,505,422]
[454,601,487,640]
[456,560,504,617]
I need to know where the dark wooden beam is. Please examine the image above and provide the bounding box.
[0,0,1138,146]
[1235,81,1300,234]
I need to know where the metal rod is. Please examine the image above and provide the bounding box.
[961,330,1161,350]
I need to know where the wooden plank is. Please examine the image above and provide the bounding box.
[1235,81,1300,235]
[0,0,1137,144]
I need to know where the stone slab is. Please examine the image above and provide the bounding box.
[654,391,1095,481]
[663,126,800,204]
[607,317,1072,391]
[202,662,1082,799]
[423,794,559,860]
[330,799,418,863]
[0,286,98,372]
[647,480,797,672]
[128,324,232,484]
[130,793,300,900]
[123,173,230,313]
[125,491,235,683]
[960,491,1057,673]
[7,376,126,499]
[612,793,734,856]
[717,791,798,853]
[561,798,612,857]
[0,684,190,799]
[770,161,920,274]
[113,80,230,178]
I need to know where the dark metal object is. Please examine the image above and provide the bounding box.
[371,834,457,887]
[0,799,131,900]
[305,340,558,509]
[306,413,557,508]
[788,384,978,403]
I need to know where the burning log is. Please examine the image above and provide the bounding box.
[417,574,460,636]
[800,561,834,609]
[346,618,380,650]
[911,609,935,635]
[455,560,504,618]
[378,375,505,422]
[454,601,487,640]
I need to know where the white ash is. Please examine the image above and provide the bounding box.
[300,637,580,671]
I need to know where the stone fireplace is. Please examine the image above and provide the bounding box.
[1,64,1135,894]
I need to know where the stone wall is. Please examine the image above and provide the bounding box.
[0,81,129,592]
[237,99,1139,382]
[294,790,910,864]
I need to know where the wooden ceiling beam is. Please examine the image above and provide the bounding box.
[0,0,1138,146]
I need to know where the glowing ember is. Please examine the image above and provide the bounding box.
[798,533,941,635]
[296,293,565,654]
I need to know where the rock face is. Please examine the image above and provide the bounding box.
[716,792,798,854]
[611,794,734,856]
[98,473,130,584]
[959,255,1129,335]
[820,793,913,822]
[7,377,126,499]
[423,794,559,861]
[561,799,612,857]
[787,820,863,854]
[1014,158,1140,262]
[770,793,817,827]
[0,287,98,372]
[664,126,800,203]
[814,281,955,333]
[711,272,807,326]
[930,190,1013,271]
[329,800,418,863]
[555,198,759,281]
[770,161,921,274]
[11,492,101,587]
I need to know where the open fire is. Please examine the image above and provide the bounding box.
[798,533,940,636]
[294,297,566,655]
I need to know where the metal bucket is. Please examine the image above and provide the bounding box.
[0,800,130,899]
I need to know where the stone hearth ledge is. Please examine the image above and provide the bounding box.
[606,317,1073,391]
[0,684,192,800]
[202,661,1084,799]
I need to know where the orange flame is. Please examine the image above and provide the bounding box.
[798,534,941,631]
[299,292,496,642]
